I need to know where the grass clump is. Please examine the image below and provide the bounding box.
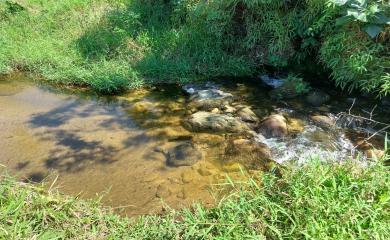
[1,160,389,239]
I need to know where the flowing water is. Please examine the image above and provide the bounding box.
[0,73,388,216]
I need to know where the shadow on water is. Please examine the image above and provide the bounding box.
[24,172,45,183]
[26,93,158,173]
[15,161,30,170]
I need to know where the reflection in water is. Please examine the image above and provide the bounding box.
[0,74,388,216]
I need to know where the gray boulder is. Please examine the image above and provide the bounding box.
[188,89,234,110]
[184,111,250,133]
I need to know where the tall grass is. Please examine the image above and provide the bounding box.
[1,160,389,239]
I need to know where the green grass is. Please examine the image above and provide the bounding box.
[0,0,254,94]
[1,159,389,239]
[1,0,389,95]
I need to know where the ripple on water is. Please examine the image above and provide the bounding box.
[260,125,357,165]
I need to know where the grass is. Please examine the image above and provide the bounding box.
[1,1,389,95]
[0,0,254,94]
[1,159,389,239]
[0,0,143,94]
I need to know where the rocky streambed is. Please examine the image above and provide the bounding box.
[180,79,387,167]
[0,73,388,216]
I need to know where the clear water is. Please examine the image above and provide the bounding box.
[0,73,387,216]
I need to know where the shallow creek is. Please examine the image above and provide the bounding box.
[0,73,388,216]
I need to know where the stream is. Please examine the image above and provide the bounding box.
[0,73,388,216]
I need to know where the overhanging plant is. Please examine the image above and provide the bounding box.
[329,0,390,38]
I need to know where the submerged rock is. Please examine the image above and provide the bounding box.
[167,143,203,167]
[306,90,330,106]
[156,184,171,198]
[225,138,272,170]
[184,111,250,133]
[188,89,234,110]
[287,118,306,134]
[269,81,301,100]
[230,139,271,158]
[258,114,288,138]
[310,115,334,128]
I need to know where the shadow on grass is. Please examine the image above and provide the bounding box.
[74,1,251,83]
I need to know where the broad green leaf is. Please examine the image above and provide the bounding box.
[335,16,353,26]
[347,9,367,22]
[331,0,349,6]
[363,24,383,38]
[354,0,367,7]
[368,4,380,14]
[372,14,390,24]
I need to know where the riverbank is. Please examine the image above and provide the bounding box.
[1,1,389,95]
[1,159,389,239]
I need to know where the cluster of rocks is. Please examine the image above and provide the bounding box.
[182,83,260,135]
[157,79,384,170]
[180,82,297,168]
[182,82,309,140]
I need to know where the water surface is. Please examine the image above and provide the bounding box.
[0,73,387,216]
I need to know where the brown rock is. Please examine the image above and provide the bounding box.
[237,107,259,123]
[310,115,334,128]
[167,143,203,167]
[364,149,385,159]
[258,114,288,138]
[288,118,305,134]
[231,139,271,158]
[225,139,272,170]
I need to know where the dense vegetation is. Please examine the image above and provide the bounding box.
[1,160,389,239]
[0,0,389,95]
